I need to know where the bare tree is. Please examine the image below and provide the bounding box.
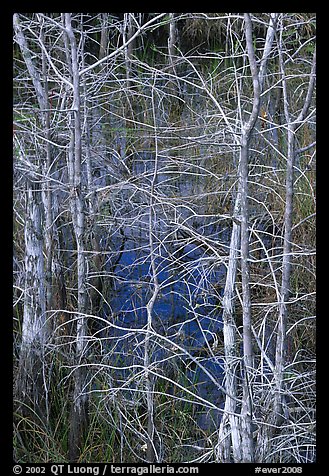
[269,16,316,457]
[215,13,278,462]
[62,13,90,461]
[13,12,49,423]
[13,12,315,464]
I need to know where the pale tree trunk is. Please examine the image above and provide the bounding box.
[13,13,49,422]
[255,17,315,462]
[273,27,316,443]
[13,14,47,112]
[145,289,159,463]
[168,13,177,72]
[39,21,57,322]
[239,137,254,462]
[64,13,89,462]
[16,180,47,419]
[215,216,242,463]
[238,13,262,462]
[144,77,161,462]
[240,13,279,462]
[216,13,278,462]
[168,13,180,96]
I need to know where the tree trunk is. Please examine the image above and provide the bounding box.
[273,33,316,440]
[123,13,135,89]
[256,21,316,462]
[215,198,242,463]
[65,13,89,462]
[144,80,161,462]
[13,12,50,425]
[240,136,254,462]
[216,13,277,462]
[16,181,47,420]
[168,13,177,72]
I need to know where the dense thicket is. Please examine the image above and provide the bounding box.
[13,13,315,463]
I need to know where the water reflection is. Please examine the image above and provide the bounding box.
[93,150,228,431]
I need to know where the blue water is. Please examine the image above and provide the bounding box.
[97,216,226,428]
[92,149,228,429]
[107,234,224,341]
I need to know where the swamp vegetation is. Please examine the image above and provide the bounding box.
[13,13,316,463]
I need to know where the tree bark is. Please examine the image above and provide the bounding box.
[144,77,161,462]
[256,20,315,462]
[16,181,47,420]
[238,13,262,462]
[215,217,242,463]
[64,13,89,462]
[168,13,177,72]
[216,13,278,462]
[13,13,49,424]
[273,30,316,435]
